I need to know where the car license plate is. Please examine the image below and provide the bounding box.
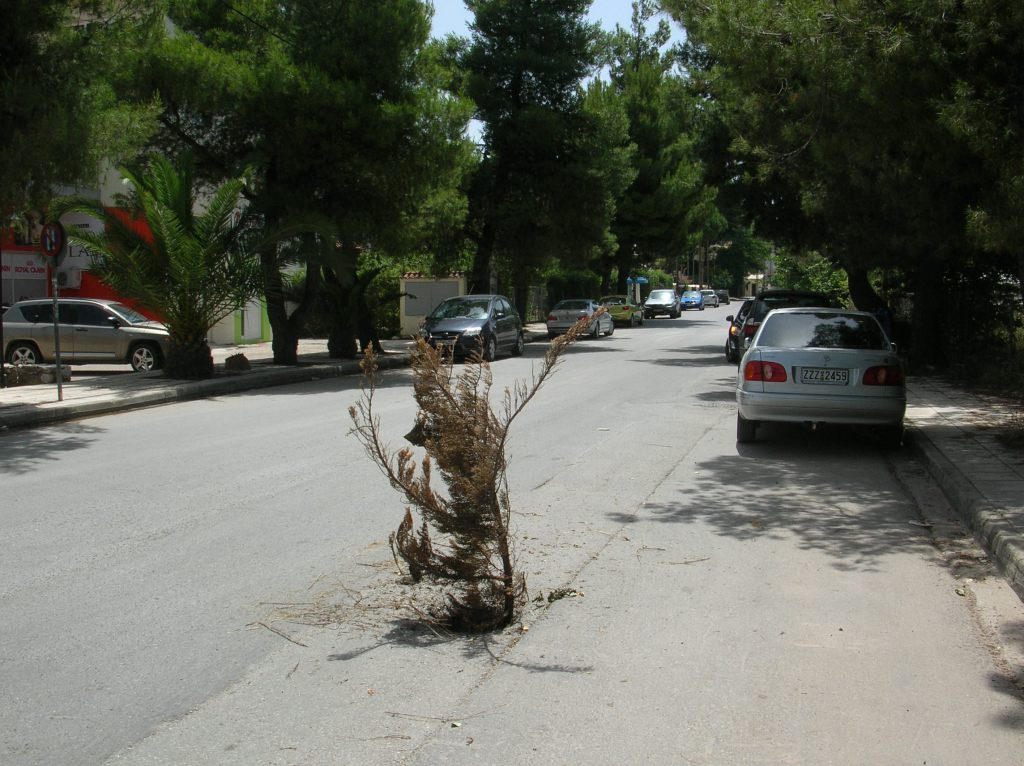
[800,367,849,385]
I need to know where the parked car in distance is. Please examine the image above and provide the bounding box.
[715,289,731,305]
[643,289,681,319]
[600,295,644,327]
[680,290,705,311]
[735,308,905,446]
[3,297,171,372]
[700,289,720,308]
[420,294,525,361]
[737,288,835,354]
[547,299,614,339]
[724,297,755,363]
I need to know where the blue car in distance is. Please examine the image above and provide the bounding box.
[680,290,705,311]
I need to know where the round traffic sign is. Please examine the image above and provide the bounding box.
[41,221,66,260]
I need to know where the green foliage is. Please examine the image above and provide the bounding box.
[604,2,703,288]
[462,0,612,304]
[772,251,849,306]
[122,1,474,361]
[58,155,260,378]
[0,1,159,216]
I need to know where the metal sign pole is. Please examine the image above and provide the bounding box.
[41,221,66,401]
[51,271,63,401]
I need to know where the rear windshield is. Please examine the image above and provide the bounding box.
[757,312,888,350]
[554,300,591,310]
[752,294,830,321]
[600,296,625,305]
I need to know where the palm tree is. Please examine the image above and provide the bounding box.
[59,155,261,379]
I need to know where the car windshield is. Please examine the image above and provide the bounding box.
[600,296,624,305]
[756,312,888,350]
[683,291,700,298]
[109,303,151,324]
[429,297,491,320]
[649,290,674,301]
[701,290,714,296]
[554,300,591,311]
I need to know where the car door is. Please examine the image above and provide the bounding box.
[67,302,122,361]
[494,296,518,350]
[25,302,75,360]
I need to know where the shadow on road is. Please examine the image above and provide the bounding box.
[0,422,105,475]
[609,424,928,573]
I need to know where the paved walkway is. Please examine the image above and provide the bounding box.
[2,333,1022,598]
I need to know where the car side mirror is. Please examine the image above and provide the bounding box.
[890,341,898,354]
[725,315,734,322]
[107,316,122,328]
[743,337,752,349]
[495,310,506,319]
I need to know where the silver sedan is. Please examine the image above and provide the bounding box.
[735,308,905,446]
[547,299,614,339]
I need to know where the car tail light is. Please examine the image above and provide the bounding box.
[547,314,557,321]
[744,360,788,382]
[862,365,904,386]
[743,320,759,336]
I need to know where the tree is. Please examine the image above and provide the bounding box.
[665,0,992,364]
[604,0,702,291]
[59,155,261,378]
[124,0,472,362]
[462,0,607,316]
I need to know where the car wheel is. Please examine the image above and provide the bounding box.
[130,342,163,372]
[7,342,43,365]
[699,304,705,311]
[590,320,600,339]
[629,313,638,327]
[879,423,904,449]
[737,414,758,443]
[604,319,614,336]
[482,335,497,362]
[725,341,736,364]
[511,331,525,356]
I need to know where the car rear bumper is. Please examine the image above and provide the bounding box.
[736,389,906,425]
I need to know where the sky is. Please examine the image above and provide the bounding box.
[429,0,679,39]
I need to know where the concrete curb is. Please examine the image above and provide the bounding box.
[0,353,411,430]
[907,422,1024,599]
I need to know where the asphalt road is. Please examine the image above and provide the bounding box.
[2,309,1022,765]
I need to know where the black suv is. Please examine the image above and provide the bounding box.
[725,289,834,363]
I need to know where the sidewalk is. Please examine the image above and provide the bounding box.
[1,337,1022,597]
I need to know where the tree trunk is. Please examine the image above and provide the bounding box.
[846,266,884,310]
[909,266,946,369]
[165,335,214,379]
[261,248,322,365]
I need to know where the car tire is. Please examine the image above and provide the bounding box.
[481,335,497,362]
[7,342,43,365]
[629,313,638,327]
[511,331,525,356]
[737,414,758,443]
[725,341,737,364]
[130,342,163,372]
[699,304,705,311]
[604,320,614,336]
[590,320,600,339]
